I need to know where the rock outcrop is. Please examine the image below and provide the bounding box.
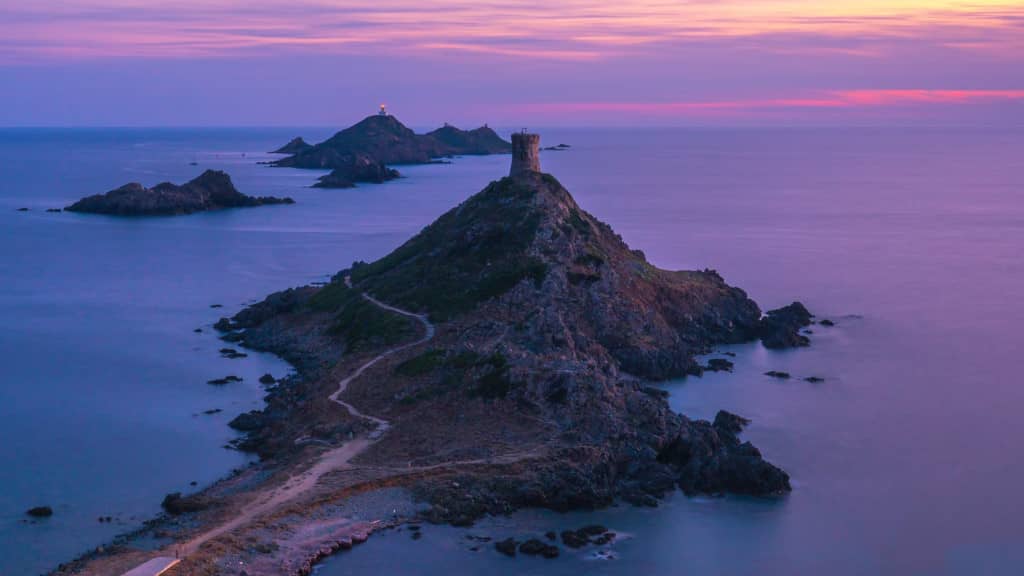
[272,137,312,155]
[313,154,399,189]
[758,302,813,348]
[65,170,294,216]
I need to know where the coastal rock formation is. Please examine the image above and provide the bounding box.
[758,302,813,348]
[270,115,511,188]
[272,137,312,154]
[224,134,790,514]
[426,124,512,155]
[65,170,294,216]
[313,154,400,189]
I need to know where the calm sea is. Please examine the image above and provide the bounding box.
[1,127,1022,575]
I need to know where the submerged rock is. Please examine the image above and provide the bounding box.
[26,506,53,517]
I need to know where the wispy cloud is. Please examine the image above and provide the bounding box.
[511,89,1024,117]
[1,1,1022,62]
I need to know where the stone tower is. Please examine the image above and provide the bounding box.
[510,132,540,176]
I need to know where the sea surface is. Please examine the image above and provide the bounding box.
[1,126,1022,575]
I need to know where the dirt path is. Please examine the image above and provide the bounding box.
[124,280,435,572]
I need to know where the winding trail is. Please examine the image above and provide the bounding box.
[123,279,434,574]
[326,277,435,439]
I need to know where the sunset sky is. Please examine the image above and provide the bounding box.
[1,0,1022,126]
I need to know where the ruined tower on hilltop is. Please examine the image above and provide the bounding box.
[510,132,540,176]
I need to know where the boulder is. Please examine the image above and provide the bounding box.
[758,302,813,349]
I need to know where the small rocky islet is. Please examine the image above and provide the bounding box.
[64,169,294,216]
[269,114,513,189]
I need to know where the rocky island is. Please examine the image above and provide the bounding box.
[57,135,809,576]
[270,113,512,188]
[65,170,294,216]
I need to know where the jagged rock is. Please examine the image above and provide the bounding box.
[228,411,265,432]
[207,375,243,385]
[259,373,276,385]
[805,376,825,383]
[819,319,836,327]
[214,317,235,332]
[759,302,813,349]
[713,410,750,435]
[65,170,294,216]
[271,137,312,154]
[313,154,399,189]
[660,410,789,495]
[764,371,791,379]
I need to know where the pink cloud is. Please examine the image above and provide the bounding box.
[511,89,1024,118]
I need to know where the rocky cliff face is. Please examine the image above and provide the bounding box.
[65,170,294,216]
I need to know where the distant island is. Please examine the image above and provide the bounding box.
[60,135,811,575]
[65,170,294,216]
[270,112,512,188]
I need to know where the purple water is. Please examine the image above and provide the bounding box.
[1,127,1022,575]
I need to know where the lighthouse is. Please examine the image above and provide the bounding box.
[378,104,388,116]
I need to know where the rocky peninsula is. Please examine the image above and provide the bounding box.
[56,135,809,576]
[65,170,294,216]
[271,114,511,188]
